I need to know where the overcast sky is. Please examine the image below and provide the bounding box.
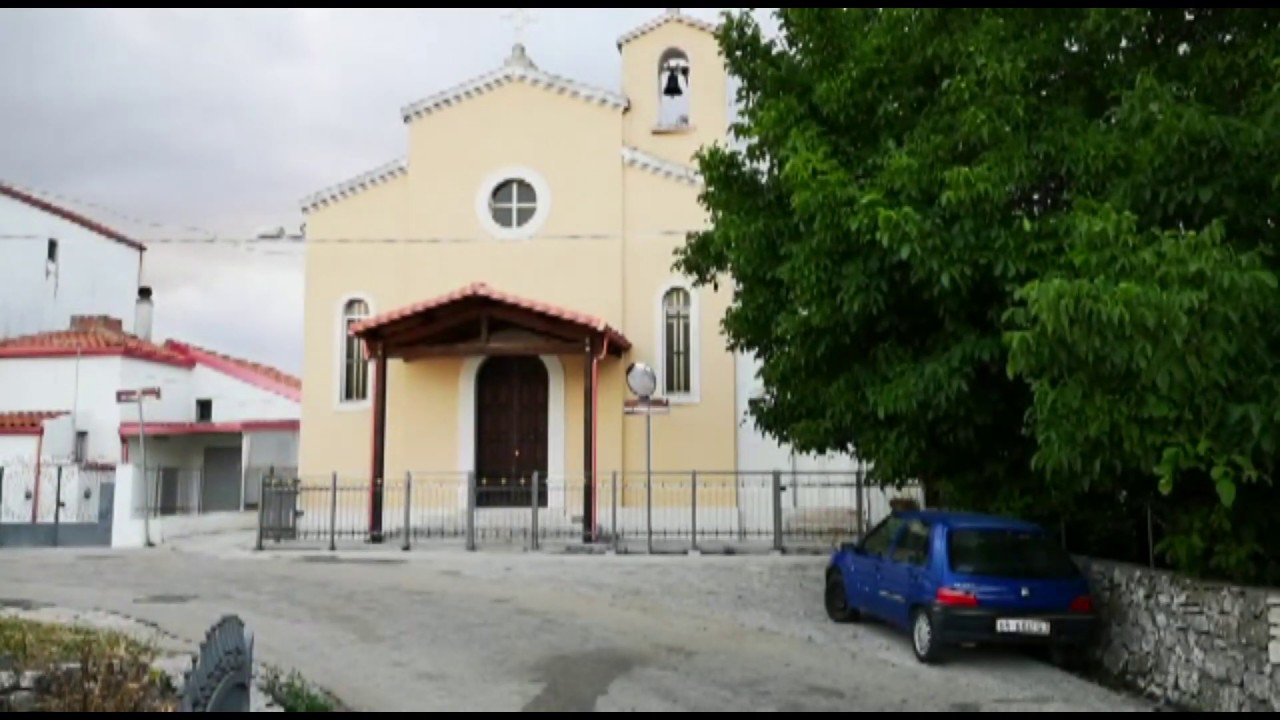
[0,8,756,376]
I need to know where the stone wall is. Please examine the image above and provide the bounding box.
[1078,558,1280,712]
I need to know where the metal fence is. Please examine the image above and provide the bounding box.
[257,469,924,554]
[129,464,287,518]
[0,460,112,525]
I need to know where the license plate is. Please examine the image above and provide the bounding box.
[996,618,1050,636]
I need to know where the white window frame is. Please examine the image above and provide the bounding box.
[654,280,700,404]
[336,294,375,411]
[474,165,552,241]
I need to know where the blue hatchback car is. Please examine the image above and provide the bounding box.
[824,510,1097,664]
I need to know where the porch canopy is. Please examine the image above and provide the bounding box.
[348,282,631,543]
[349,282,630,360]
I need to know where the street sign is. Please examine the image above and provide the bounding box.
[623,397,670,415]
[116,387,161,403]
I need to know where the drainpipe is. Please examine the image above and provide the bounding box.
[591,335,611,539]
[31,428,45,523]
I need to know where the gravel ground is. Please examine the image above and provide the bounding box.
[0,534,1157,712]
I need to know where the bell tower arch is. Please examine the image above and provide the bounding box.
[618,9,728,162]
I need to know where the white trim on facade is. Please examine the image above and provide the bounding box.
[300,159,407,214]
[474,166,553,241]
[456,355,566,509]
[335,293,374,412]
[401,60,628,125]
[616,9,721,50]
[654,279,701,405]
[621,146,703,186]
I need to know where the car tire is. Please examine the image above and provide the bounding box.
[824,570,860,623]
[911,607,944,664]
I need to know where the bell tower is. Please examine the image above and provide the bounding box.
[618,8,728,164]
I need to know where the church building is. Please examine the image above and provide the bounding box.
[296,9,874,539]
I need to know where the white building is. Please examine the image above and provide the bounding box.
[0,183,302,531]
[0,298,302,524]
[0,182,146,340]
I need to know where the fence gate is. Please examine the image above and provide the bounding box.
[257,477,299,544]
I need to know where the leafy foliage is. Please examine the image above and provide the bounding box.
[259,664,340,712]
[0,617,177,711]
[677,8,1280,583]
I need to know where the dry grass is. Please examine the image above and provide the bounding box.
[0,617,179,712]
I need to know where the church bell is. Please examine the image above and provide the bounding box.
[663,68,683,97]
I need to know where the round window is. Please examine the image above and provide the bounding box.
[488,179,538,229]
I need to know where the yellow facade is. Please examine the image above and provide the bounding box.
[297,10,739,508]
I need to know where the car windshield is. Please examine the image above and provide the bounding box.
[947,527,1080,579]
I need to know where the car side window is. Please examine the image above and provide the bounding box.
[861,517,905,557]
[890,520,931,566]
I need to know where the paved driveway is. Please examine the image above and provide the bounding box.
[0,536,1154,712]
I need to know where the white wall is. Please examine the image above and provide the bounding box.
[111,464,256,548]
[0,193,142,340]
[0,436,38,522]
[243,429,300,505]
[0,426,107,524]
[0,435,37,465]
[189,365,299,422]
[735,351,801,472]
[111,464,148,547]
[733,351,925,531]
[120,357,194,423]
[0,356,124,464]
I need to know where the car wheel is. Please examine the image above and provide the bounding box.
[911,607,943,664]
[824,570,860,623]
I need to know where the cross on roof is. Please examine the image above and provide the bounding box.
[501,8,538,47]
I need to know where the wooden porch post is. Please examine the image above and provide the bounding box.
[369,343,388,543]
[583,336,595,542]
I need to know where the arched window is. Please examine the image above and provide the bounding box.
[340,298,370,403]
[658,48,691,129]
[662,287,692,396]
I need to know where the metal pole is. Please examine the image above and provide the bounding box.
[255,474,267,552]
[531,471,540,551]
[690,470,698,553]
[611,470,619,553]
[52,465,63,547]
[138,398,153,547]
[403,471,412,552]
[466,471,477,552]
[329,472,338,552]
[854,461,865,538]
[645,397,653,554]
[771,470,783,553]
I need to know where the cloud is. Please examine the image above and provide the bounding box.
[0,8,768,376]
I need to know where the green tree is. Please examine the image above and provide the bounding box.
[676,8,1280,582]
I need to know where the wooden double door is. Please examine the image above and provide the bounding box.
[474,355,549,507]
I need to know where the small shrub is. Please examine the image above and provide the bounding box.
[259,664,338,712]
[0,617,176,711]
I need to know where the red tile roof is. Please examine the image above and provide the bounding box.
[119,419,300,437]
[0,320,193,367]
[0,321,302,401]
[163,340,301,402]
[350,282,632,350]
[0,182,146,252]
[0,411,67,435]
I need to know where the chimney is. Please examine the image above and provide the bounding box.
[70,315,124,333]
[135,286,154,340]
